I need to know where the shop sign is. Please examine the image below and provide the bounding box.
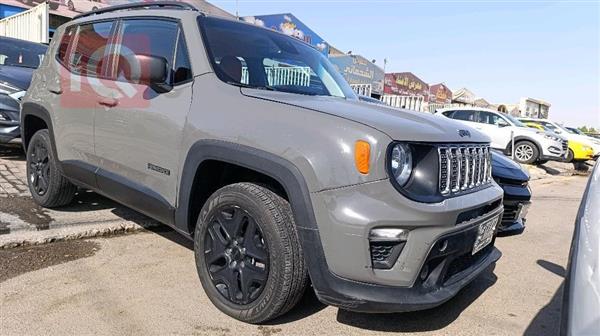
[329,54,384,94]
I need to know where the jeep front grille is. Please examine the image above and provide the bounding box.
[439,145,492,195]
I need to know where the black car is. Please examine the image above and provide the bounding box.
[491,151,532,235]
[0,36,47,145]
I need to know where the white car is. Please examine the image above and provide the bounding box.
[520,118,600,159]
[67,0,104,13]
[437,108,566,164]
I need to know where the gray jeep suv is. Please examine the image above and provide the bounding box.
[21,2,504,323]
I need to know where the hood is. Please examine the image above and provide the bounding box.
[241,89,490,143]
[0,65,35,91]
[491,151,529,181]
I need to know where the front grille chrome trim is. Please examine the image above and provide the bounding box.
[439,144,492,196]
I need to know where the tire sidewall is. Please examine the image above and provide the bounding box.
[26,130,58,204]
[194,186,289,322]
[514,141,538,164]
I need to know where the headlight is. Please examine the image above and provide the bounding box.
[390,143,413,186]
[542,133,560,141]
[0,81,20,95]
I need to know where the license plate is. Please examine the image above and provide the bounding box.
[472,216,499,255]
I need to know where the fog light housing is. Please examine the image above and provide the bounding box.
[369,228,409,269]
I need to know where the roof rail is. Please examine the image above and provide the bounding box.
[72,1,199,20]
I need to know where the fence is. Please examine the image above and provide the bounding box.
[0,3,49,43]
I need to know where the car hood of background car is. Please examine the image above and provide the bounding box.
[491,151,530,181]
[0,65,35,91]
[241,90,490,143]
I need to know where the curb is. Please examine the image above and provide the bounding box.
[0,220,163,249]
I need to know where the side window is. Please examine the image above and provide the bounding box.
[57,26,76,64]
[173,29,192,84]
[478,112,499,125]
[68,21,114,77]
[116,19,179,84]
[452,110,475,121]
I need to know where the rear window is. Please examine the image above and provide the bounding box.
[0,37,47,68]
[67,21,114,77]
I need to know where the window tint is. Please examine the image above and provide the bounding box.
[199,17,356,98]
[57,26,76,64]
[173,29,192,84]
[69,21,114,77]
[478,112,504,125]
[116,19,178,84]
[0,37,47,68]
[451,110,475,121]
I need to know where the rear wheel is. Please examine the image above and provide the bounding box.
[26,129,76,207]
[513,140,539,164]
[194,183,308,323]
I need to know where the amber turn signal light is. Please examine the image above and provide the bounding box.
[355,140,370,174]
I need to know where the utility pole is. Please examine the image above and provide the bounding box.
[235,0,239,19]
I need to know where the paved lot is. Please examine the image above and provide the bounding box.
[0,171,587,336]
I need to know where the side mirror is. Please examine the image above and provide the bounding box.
[121,54,172,93]
[498,121,510,128]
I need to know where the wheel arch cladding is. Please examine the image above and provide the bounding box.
[175,140,331,283]
[20,103,53,151]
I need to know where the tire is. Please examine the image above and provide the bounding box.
[67,0,74,11]
[566,149,574,163]
[26,129,77,208]
[513,140,539,164]
[194,183,308,324]
[49,2,59,10]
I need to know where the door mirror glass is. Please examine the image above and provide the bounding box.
[497,120,510,127]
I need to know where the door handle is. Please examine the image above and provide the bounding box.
[48,88,62,95]
[98,98,119,108]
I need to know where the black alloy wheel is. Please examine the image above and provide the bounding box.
[204,206,269,305]
[28,139,50,196]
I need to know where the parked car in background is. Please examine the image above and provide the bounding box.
[561,160,599,335]
[491,151,531,235]
[22,2,505,323]
[436,108,566,165]
[67,0,104,13]
[524,122,594,163]
[19,0,60,10]
[0,36,47,145]
[519,118,600,159]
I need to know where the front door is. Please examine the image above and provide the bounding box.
[476,111,512,149]
[93,18,193,216]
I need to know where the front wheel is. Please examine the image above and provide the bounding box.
[194,183,308,323]
[513,140,539,164]
[565,149,574,163]
[26,129,76,207]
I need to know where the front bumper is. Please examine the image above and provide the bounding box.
[304,179,504,312]
[497,183,532,236]
[306,218,502,312]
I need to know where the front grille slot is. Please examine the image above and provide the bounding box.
[439,145,492,196]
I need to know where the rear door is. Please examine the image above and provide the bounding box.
[51,20,116,187]
[93,18,193,219]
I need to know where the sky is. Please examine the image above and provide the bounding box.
[211,0,600,128]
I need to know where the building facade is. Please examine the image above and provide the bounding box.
[427,83,452,112]
[518,97,550,118]
[383,72,429,112]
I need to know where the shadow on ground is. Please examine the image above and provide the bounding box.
[333,265,498,332]
[523,260,565,336]
[0,145,25,161]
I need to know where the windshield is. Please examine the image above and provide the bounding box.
[0,38,47,68]
[567,127,584,135]
[198,17,356,98]
[504,114,526,127]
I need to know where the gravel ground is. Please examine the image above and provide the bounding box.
[0,175,587,336]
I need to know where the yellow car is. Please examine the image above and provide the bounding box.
[524,122,594,162]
